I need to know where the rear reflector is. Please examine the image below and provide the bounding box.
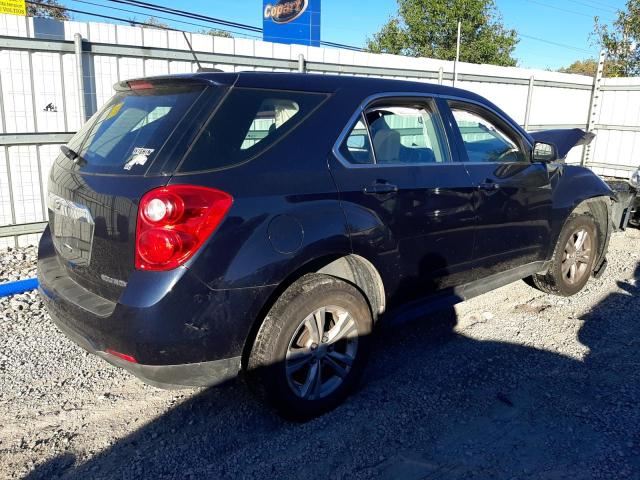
[106,348,138,364]
[135,185,233,271]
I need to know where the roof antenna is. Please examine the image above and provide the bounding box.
[181,31,224,73]
[181,30,203,71]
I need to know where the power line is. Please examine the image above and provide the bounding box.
[579,0,623,10]
[564,0,618,14]
[519,33,596,55]
[105,0,262,33]
[524,0,614,20]
[102,0,363,50]
[27,1,602,60]
[26,1,185,29]
[26,0,363,51]
[71,0,261,39]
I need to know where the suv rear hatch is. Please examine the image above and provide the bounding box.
[46,76,227,302]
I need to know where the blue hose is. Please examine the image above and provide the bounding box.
[0,278,39,297]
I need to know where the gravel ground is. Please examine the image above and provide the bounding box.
[1,229,640,480]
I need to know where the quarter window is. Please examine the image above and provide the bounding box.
[450,106,527,163]
[240,99,300,150]
[179,88,327,172]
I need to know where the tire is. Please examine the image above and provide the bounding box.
[532,214,599,297]
[246,274,372,421]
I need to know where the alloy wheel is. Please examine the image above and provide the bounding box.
[562,228,592,285]
[285,306,358,400]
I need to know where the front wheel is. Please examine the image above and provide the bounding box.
[246,274,372,421]
[532,214,599,296]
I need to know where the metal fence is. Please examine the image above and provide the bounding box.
[1,13,639,247]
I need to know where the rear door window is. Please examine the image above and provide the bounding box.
[65,85,207,175]
[338,98,450,166]
[178,88,327,172]
[366,106,449,165]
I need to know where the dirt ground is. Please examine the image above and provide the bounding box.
[1,229,639,479]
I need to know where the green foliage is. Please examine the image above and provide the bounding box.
[199,29,234,38]
[366,0,518,67]
[130,16,170,29]
[558,59,598,76]
[127,18,233,38]
[593,0,640,77]
[27,0,69,20]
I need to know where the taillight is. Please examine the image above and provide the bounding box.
[135,185,233,271]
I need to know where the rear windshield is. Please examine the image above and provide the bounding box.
[65,85,206,175]
[178,88,327,172]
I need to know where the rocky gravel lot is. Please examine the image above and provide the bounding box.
[1,229,640,479]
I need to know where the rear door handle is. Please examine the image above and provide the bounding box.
[479,181,500,191]
[363,182,398,195]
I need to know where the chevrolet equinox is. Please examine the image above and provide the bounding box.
[38,72,614,419]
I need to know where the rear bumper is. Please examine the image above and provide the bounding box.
[48,306,240,388]
[38,226,274,388]
[99,354,241,389]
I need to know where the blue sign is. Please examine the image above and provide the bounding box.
[263,0,321,47]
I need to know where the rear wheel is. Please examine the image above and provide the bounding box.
[246,274,372,421]
[532,214,598,296]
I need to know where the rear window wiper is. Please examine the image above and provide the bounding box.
[60,145,87,166]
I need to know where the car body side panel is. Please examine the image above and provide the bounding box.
[175,91,355,291]
[330,158,478,307]
[463,161,554,278]
[436,96,553,279]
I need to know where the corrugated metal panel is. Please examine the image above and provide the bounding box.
[0,50,35,133]
[8,145,42,225]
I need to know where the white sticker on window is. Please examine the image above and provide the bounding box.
[124,147,155,170]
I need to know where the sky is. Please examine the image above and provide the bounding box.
[67,0,629,70]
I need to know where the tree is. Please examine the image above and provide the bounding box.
[27,0,70,20]
[558,59,598,76]
[593,0,640,77]
[199,28,233,38]
[366,0,518,67]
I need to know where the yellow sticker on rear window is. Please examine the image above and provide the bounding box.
[106,102,124,119]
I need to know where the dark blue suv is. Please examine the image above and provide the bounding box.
[38,72,614,419]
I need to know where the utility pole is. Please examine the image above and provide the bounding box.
[453,21,461,87]
[581,49,606,167]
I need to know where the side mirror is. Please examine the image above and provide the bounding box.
[532,141,558,163]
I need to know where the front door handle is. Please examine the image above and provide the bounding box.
[479,181,500,191]
[363,182,398,195]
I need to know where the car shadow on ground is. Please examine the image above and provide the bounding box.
[25,263,640,480]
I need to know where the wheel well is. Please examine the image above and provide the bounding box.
[316,255,386,318]
[240,254,386,369]
[570,196,612,262]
